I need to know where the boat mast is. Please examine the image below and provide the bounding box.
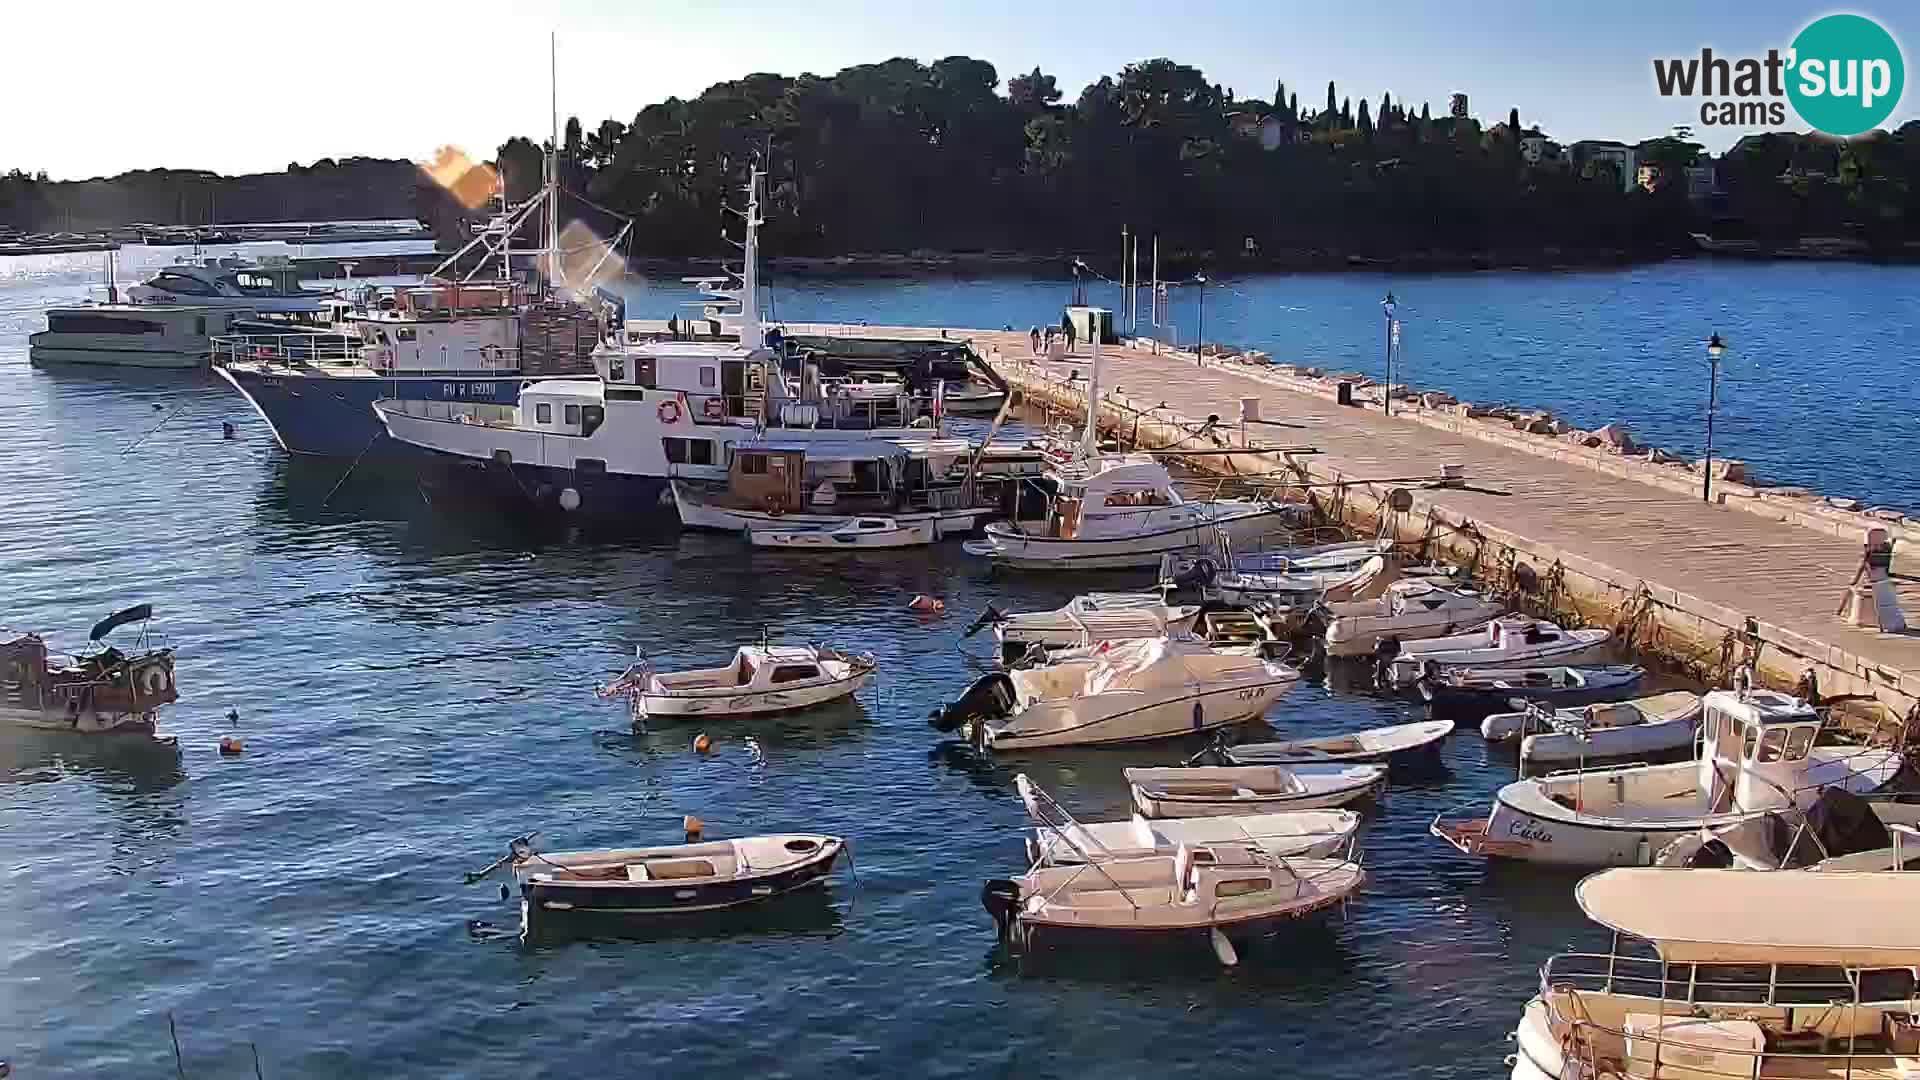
[499,176,511,283]
[1082,327,1102,459]
[545,31,563,296]
[738,168,763,349]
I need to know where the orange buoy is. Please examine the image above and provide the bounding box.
[218,735,244,755]
[683,814,705,842]
[907,594,946,614]
[692,732,712,754]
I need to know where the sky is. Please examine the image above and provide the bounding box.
[8,0,1917,180]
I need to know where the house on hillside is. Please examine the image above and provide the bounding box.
[1570,140,1638,192]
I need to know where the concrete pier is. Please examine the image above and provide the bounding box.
[789,323,1920,728]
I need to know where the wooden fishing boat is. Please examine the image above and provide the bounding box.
[1209,719,1452,766]
[602,643,875,722]
[1418,663,1647,713]
[505,833,844,923]
[1479,691,1703,772]
[1,605,177,743]
[748,516,935,549]
[1016,774,1360,865]
[1125,762,1387,819]
[1378,618,1613,687]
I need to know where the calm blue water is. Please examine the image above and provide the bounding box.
[0,254,1905,1077]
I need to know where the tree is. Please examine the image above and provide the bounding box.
[1325,81,1337,119]
[1508,108,1521,135]
[496,136,544,202]
[1008,66,1061,108]
[1358,99,1373,140]
[1341,97,1352,129]
[1275,79,1289,119]
[1380,91,1393,125]
[586,119,626,167]
[1421,102,1431,122]
[1289,92,1299,120]
[564,116,584,165]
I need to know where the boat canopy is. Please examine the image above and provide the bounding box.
[1576,868,1920,966]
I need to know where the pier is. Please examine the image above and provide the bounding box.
[793,323,1920,726]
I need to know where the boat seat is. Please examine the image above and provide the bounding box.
[1060,886,1176,909]
[553,863,631,881]
[624,864,650,882]
[646,858,719,880]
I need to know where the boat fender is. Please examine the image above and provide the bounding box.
[907,595,945,614]
[980,879,1020,939]
[692,733,712,754]
[558,488,581,512]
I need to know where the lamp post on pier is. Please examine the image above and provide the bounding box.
[1703,332,1726,503]
[1194,274,1208,366]
[1381,291,1398,416]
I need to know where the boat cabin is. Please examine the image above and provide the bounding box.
[597,339,762,424]
[725,440,912,515]
[1696,687,1823,814]
[1531,868,1920,1079]
[519,381,606,437]
[1044,455,1197,539]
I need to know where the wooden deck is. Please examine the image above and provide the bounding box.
[796,324,1920,715]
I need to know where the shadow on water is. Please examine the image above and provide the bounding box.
[0,728,187,795]
[983,919,1363,991]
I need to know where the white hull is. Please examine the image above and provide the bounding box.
[1383,626,1612,685]
[1029,810,1360,865]
[0,703,166,738]
[985,677,1295,750]
[641,671,870,718]
[1433,748,1903,866]
[750,521,934,548]
[1519,719,1697,769]
[1323,597,1506,657]
[994,602,1202,651]
[1127,764,1388,819]
[967,506,1292,571]
[676,490,981,539]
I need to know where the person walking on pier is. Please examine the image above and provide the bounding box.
[1029,326,1041,355]
[1063,316,1077,355]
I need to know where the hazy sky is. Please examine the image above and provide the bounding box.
[9,0,1916,179]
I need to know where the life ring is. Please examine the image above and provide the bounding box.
[702,397,725,421]
[657,399,682,425]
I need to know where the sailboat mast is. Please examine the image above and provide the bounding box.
[1082,331,1102,459]
[738,169,763,349]
[545,32,562,294]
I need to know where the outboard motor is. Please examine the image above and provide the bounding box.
[928,672,1017,733]
[1170,558,1218,592]
[1685,837,1735,869]
[981,879,1021,940]
[1183,733,1237,768]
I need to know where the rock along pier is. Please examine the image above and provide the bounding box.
[793,322,1920,736]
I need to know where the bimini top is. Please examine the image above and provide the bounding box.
[1576,868,1920,966]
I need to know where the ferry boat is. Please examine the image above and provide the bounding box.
[29,304,253,369]
[1,605,178,743]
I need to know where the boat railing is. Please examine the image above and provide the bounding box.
[1538,952,1917,1080]
[210,333,363,368]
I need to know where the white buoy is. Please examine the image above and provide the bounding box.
[558,488,582,512]
[1209,928,1239,967]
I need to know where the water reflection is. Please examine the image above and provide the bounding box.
[0,728,186,795]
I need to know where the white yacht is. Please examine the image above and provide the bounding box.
[129,255,339,317]
[1511,868,1920,1080]
[30,305,252,369]
[1432,685,1903,866]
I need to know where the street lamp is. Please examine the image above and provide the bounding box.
[1381,291,1398,416]
[1194,274,1208,366]
[1703,332,1726,503]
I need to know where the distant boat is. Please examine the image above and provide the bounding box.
[603,643,875,723]
[1205,719,1453,766]
[504,832,845,927]
[30,305,251,369]
[749,516,936,549]
[1418,663,1647,713]
[1378,618,1613,687]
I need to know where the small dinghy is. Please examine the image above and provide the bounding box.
[1206,719,1452,766]
[1418,663,1646,713]
[749,516,935,549]
[930,637,1299,751]
[1321,580,1505,658]
[984,776,1364,966]
[1016,774,1360,865]
[496,832,844,925]
[603,643,875,723]
[1480,691,1703,772]
[1125,762,1387,819]
[1378,618,1612,687]
[942,383,1008,415]
[967,592,1201,661]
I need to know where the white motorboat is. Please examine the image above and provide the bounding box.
[30,304,252,369]
[1321,580,1505,657]
[749,516,935,549]
[1418,663,1647,712]
[1207,555,1392,608]
[1378,617,1612,686]
[498,832,844,928]
[1125,762,1388,819]
[128,255,340,316]
[0,605,177,743]
[963,453,1295,571]
[1017,774,1359,865]
[942,383,1008,415]
[1510,868,1920,1080]
[928,636,1299,750]
[1432,686,1903,866]
[985,778,1364,965]
[603,643,874,722]
[1209,719,1453,766]
[965,592,1202,659]
[1479,691,1703,771]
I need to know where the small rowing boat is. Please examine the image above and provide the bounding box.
[1207,718,1452,766]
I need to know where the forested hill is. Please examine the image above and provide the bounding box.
[0,158,424,231]
[491,56,1920,264]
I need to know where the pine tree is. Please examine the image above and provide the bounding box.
[1509,107,1521,135]
[1381,91,1393,125]
[1341,96,1352,129]
[1420,102,1431,122]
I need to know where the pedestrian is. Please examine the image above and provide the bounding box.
[1064,318,1077,354]
[1029,326,1041,355]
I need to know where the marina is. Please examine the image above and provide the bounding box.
[7,214,1920,1078]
